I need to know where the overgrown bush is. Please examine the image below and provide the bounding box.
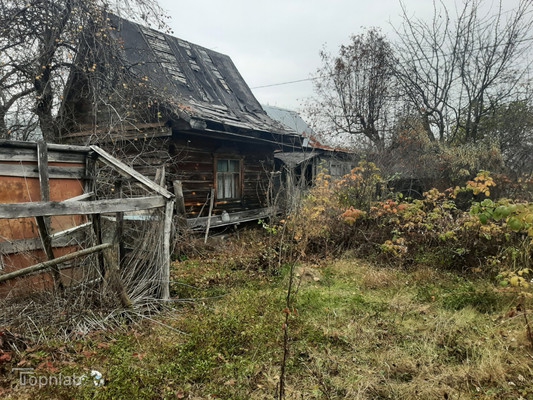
[381,120,507,190]
[286,164,533,281]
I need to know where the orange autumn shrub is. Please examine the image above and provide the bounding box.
[289,167,532,275]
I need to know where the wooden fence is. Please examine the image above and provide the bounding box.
[0,140,174,302]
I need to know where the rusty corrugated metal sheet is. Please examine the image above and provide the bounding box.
[0,159,86,296]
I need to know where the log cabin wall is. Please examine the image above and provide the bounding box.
[167,132,275,218]
[89,130,277,220]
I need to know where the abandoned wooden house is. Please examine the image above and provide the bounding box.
[60,16,303,229]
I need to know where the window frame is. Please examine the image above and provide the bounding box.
[214,156,243,201]
[328,161,350,178]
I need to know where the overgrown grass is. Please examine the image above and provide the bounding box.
[1,240,532,399]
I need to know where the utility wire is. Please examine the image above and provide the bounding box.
[251,77,319,89]
[250,35,533,90]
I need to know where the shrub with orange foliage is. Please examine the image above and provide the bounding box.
[289,168,531,274]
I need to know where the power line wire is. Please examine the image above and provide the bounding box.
[251,36,533,90]
[251,77,319,89]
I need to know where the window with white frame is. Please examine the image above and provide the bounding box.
[216,159,241,200]
[329,162,350,178]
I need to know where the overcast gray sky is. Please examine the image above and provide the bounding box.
[156,0,522,112]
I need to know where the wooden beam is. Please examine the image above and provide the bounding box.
[64,122,171,138]
[84,153,103,275]
[90,146,174,199]
[189,207,277,229]
[50,221,92,239]
[0,196,166,219]
[36,141,50,201]
[0,242,112,284]
[115,180,124,266]
[173,181,186,216]
[0,163,85,179]
[35,216,54,260]
[204,188,215,243]
[0,147,86,163]
[102,243,132,308]
[64,192,94,202]
[0,227,89,254]
[0,140,90,153]
[155,166,166,187]
[160,200,174,300]
[92,214,105,277]
[173,180,187,230]
[36,141,63,290]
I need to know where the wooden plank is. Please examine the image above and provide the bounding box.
[204,188,215,243]
[64,192,94,202]
[0,226,89,254]
[37,141,50,202]
[0,147,86,163]
[160,200,174,300]
[90,146,174,199]
[36,141,63,289]
[0,196,166,219]
[0,163,85,179]
[0,242,112,284]
[0,140,90,153]
[173,180,187,217]
[50,221,92,239]
[189,207,277,229]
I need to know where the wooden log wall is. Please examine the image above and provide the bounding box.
[95,132,277,219]
[168,134,275,218]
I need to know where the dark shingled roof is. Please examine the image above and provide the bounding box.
[111,16,298,139]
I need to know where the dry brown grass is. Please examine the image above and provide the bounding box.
[2,247,532,400]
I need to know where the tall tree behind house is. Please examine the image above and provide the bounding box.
[0,0,166,141]
[393,0,533,144]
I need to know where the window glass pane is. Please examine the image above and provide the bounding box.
[224,174,233,198]
[233,173,240,197]
[229,160,240,172]
[217,174,224,198]
[216,159,241,199]
[217,160,228,172]
[330,164,341,177]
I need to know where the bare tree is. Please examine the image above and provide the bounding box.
[477,99,533,172]
[0,0,166,141]
[393,0,533,144]
[307,28,396,150]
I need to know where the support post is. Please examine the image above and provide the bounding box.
[101,208,132,309]
[36,141,63,290]
[204,188,215,244]
[173,180,187,230]
[86,154,104,276]
[115,180,124,266]
[161,200,174,300]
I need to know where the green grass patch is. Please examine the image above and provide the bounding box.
[2,252,532,400]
